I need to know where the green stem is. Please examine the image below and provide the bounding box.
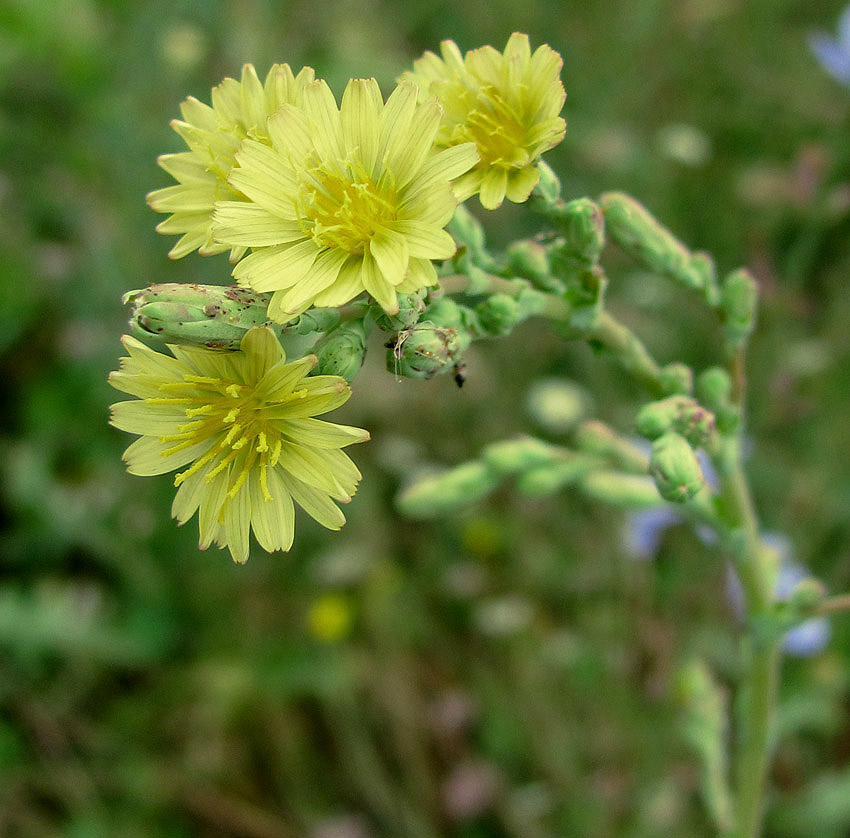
[714,434,781,838]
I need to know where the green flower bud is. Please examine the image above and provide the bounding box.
[482,436,564,477]
[447,203,487,255]
[649,432,705,503]
[600,192,704,291]
[386,320,471,379]
[579,470,663,508]
[721,268,758,348]
[517,457,597,496]
[696,367,732,409]
[289,307,342,336]
[505,239,556,290]
[786,577,827,615]
[636,396,715,447]
[125,283,280,348]
[313,320,367,382]
[659,362,694,396]
[396,462,500,518]
[575,420,649,473]
[476,293,522,336]
[549,197,606,264]
[372,290,426,332]
[696,367,739,434]
[533,159,562,205]
[692,252,720,307]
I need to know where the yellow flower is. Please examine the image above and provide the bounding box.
[108,327,369,563]
[212,78,479,320]
[404,33,566,210]
[147,63,316,261]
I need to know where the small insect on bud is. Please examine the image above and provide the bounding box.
[649,432,705,503]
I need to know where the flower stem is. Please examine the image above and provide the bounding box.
[713,424,781,838]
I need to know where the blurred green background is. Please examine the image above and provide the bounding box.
[3,0,850,835]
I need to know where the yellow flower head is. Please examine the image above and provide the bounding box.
[108,327,369,563]
[211,78,479,320]
[404,33,566,210]
[147,63,316,261]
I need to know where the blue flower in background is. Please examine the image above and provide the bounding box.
[726,534,831,658]
[810,5,850,87]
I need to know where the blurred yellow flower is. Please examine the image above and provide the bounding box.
[306,593,354,643]
[147,63,316,261]
[404,33,566,210]
[108,327,369,563]
[212,78,479,319]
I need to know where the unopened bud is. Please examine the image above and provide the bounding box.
[372,290,427,332]
[124,283,279,348]
[696,367,739,434]
[721,268,758,348]
[660,362,694,396]
[506,239,554,289]
[533,159,562,205]
[649,432,705,503]
[517,457,596,496]
[387,320,470,379]
[482,436,564,477]
[636,396,715,446]
[396,462,500,518]
[579,470,663,508]
[600,192,704,291]
[787,577,827,615]
[289,307,342,336]
[448,203,487,254]
[313,320,367,382]
[476,293,522,336]
[575,420,649,473]
[549,198,606,264]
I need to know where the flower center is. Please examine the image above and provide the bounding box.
[451,85,531,169]
[149,373,306,502]
[299,157,398,253]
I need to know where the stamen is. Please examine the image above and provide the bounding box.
[259,460,272,502]
[256,431,268,453]
[223,408,239,423]
[223,423,243,446]
[226,383,243,398]
[174,447,218,486]
[185,404,214,418]
[270,439,282,467]
[146,396,194,405]
[227,451,257,499]
[206,447,241,480]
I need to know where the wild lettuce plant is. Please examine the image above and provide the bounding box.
[109,33,844,838]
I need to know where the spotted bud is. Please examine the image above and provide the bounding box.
[124,283,281,348]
